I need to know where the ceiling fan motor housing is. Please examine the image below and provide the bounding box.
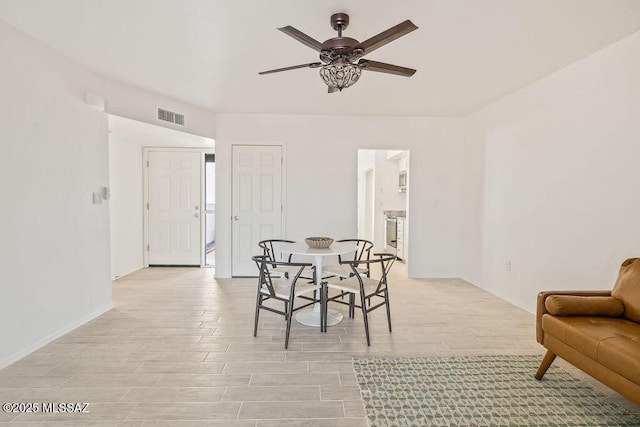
[320,37,362,63]
[331,13,349,32]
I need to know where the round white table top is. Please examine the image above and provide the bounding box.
[282,241,357,257]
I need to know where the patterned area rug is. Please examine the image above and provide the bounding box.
[353,355,640,426]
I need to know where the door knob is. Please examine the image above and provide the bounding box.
[194,213,199,218]
[233,216,238,221]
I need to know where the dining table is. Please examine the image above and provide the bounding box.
[282,241,357,328]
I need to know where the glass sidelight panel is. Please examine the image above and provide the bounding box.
[204,154,215,266]
[205,213,215,266]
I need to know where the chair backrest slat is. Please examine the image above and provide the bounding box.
[336,239,373,267]
[258,239,295,265]
[251,254,311,298]
[344,253,395,292]
[252,255,276,296]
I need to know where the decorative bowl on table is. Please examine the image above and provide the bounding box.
[305,237,333,249]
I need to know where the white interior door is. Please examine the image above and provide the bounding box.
[148,151,201,265]
[232,145,282,276]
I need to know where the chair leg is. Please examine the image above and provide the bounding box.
[320,287,327,332]
[312,288,322,332]
[349,294,355,318]
[254,294,262,337]
[323,285,329,333]
[535,350,557,380]
[360,292,371,346]
[320,285,326,333]
[321,289,326,333]
[384,289,392,333]
[284,300,293,350]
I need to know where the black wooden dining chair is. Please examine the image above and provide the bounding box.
[322,253,396,345]
[322,239,374,279]
[252,255,321,349]
[258,239,298,278]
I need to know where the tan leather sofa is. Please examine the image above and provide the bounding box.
[535,257,640,405]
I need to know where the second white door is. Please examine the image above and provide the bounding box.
[148,151,201,265]
[232,145,283,276]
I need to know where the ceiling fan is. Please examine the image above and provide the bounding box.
[259,13,418,93]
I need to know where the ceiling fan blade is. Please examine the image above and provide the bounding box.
[358,59,416,77]
[278,26,323,52]
[259,62,322,75]
[354,20,418,55]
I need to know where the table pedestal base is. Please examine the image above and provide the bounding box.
[295,303,343,327]
[283,242,357,329]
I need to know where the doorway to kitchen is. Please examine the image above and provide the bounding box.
[357,149,409,277]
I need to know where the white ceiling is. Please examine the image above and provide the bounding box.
[2,0,640,117]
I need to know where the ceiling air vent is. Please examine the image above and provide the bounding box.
[157,108,185,126]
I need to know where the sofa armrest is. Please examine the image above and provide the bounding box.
[536,290,612,344]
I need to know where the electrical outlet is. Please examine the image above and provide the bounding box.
[506,260,512,272]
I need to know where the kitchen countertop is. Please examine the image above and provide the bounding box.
[383,210,406,218]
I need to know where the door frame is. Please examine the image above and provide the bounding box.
[143,147,214,268]
[229,143,287,277]
[359,167,374,242]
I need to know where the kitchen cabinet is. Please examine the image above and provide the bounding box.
[384,210,407,261]
[397,157,408,193]
[398,156,408,172]
[396,217,406,261]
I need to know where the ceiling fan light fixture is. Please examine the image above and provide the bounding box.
[319,62,362,91]
[260,13,418,93]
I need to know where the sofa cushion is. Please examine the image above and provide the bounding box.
[611,258,640,323]
[545,295,624,317]
[597,334,640,385]
[543,316,605,360]
[542,315,640,385]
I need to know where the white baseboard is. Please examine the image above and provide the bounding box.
[112,265,144,281]
[0,303,114,369]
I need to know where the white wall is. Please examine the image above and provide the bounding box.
[0,21,112,367]
[358,150,375,172]
[466,31,640,313]
[215,114,470,279]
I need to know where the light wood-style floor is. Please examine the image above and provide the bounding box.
[1,266,638,425]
